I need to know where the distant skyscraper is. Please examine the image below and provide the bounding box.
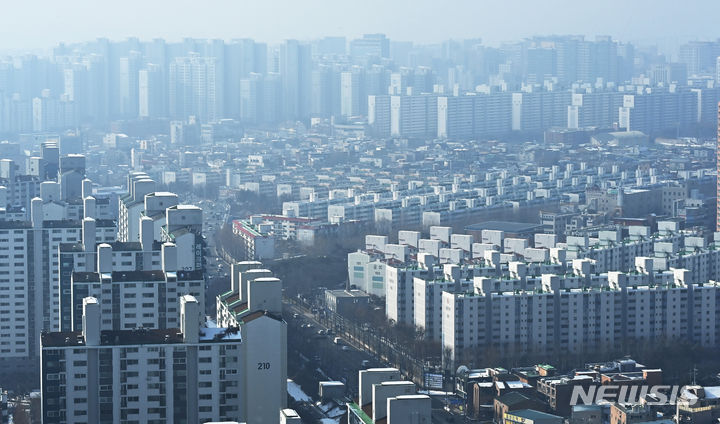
[279,40,312,121]
[85,54,109,123]
[412,66,436,94]
[225,39,257,117]
[138,64,164,118]
[119,51,142,118]
[144,38,167,70]
[365,64,390,97]
[525,46,556,84]
[368,94,391,136]
[240,73,262,123]
[340,66,366,117]
[310,65,334,118]
[263,73,282,123]
[169,54,223,122]
[32,90,57,132]
[389,70,410,95]
[62,67,81,104]
[591,35,619,84]
[679,41,720,76]
[350,34,390,59]
[317,36,347,56]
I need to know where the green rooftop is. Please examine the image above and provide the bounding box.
[348,403,373,424]
[538,364,555,370]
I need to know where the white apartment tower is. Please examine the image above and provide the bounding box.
[41,295,244,424]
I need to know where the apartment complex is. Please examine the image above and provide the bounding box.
[371,85,714,140]
[347,225,720,369]
[41,296,244,423]
[443,263,719,369]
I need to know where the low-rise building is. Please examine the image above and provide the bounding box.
[347,368,431,424]
[677,386,720,424]
[504,409,564,424]
[325,289,372,317]
[232,218,275,260]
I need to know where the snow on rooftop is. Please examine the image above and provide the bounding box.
[287,379,312,403]
[506,381,530,389]
[199,327,241,341]
[703,386,720,399]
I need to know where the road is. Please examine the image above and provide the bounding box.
[285,300,474,423]
[285,301,381,399]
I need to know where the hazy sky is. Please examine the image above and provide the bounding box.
[0,0,718,51]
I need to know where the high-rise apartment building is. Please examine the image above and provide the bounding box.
[316,36,347,56]
[349,34,390,59]
[0,190,116,364]
[390,94,438,138]
[169,54,223,123]
[41,295,245,424]
[239,73,262,124]
[368,94,391,136]
[442,267,720,370]
[279,40,312,121]
[340,66,366,117]
[119,51,142,118]
[679,41,720,76]
[310,64,339,118]
[138,64,164,118]
[62,241,204,332]
[224,39,267,117]
[216,261,288,424]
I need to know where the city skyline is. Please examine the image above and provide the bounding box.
[3,1,720,422]
[1,0,719,53]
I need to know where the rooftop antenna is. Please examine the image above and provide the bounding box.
[692,366,697,385]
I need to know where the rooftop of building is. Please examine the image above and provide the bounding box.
[508,409,563,421]
[539,374,595,386]
[171,204,201,211]
[0,220,32,229]
[326,289,371,298]
[572,405,603,412]
[165,227,200,239]
[496,391,534,407]
[218,290,239,303]
[71,272,101,283]
[239,310,283,324]
[347,402,374,424]
[42,218,115,229]
[59,242,85,252]
[681,386,720,401]
[512,367,541,378]
[146,191,177,197]
[228,301,249,315]
[465,221,545,234]
[258,214,319,223]
[71,269,203,283]
[61,240,164,253]
[41,326,242,348]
